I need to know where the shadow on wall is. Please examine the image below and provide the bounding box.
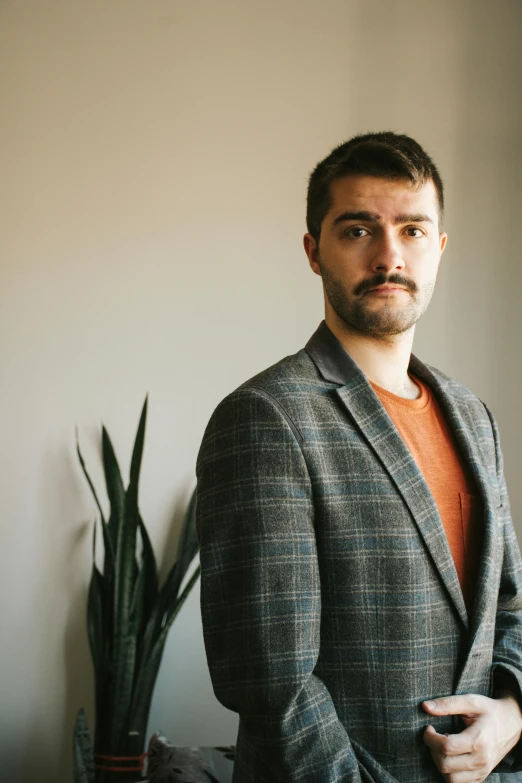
[14,440,95,783]
[58,448,96,783]
[59,576,95,779]
[157,480,196,585]
[58,460,96,783]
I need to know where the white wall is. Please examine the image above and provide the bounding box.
[1,1,521,780]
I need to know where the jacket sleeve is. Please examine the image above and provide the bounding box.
[195,387,398,783]
[483,401,522,772]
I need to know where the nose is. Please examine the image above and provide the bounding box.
[370,230,405,274]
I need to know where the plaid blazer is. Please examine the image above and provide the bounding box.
[195,320,522,782]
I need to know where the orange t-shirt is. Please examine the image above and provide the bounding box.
[370,373,483,615]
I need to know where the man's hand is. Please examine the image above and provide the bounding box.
[422,693,522,783]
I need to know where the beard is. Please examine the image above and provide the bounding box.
[318,258,435,339]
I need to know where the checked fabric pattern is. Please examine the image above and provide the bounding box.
[195,321,522,783]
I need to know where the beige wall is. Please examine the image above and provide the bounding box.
[1,1,521,780]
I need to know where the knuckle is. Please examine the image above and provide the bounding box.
[473,750,488,771]
[469,754,482,770]
[471,736,484,754]
[476,766,489,782]
[444,738,458,755]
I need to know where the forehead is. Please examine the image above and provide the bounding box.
[326,175,439,223]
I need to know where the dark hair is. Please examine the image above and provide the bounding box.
[306,131,444,244]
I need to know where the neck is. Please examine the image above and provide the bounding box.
[325,311,417,396]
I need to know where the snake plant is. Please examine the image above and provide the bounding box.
[74,396,200,782]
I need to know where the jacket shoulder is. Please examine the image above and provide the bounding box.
[234,348,323,395]
[421,361,497,444]
[200,349,327,448]
[423,361,487,408]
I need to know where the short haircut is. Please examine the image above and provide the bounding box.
[306,131,444,244]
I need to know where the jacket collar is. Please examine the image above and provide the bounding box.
[304,318,442,390]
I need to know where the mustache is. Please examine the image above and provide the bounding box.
[355,273,417,296]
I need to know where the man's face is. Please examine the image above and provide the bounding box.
[304,175,447,339]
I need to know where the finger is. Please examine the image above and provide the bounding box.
[423,725,476,756]
[441,772,485,783]
[430,747,476,775]
[422,694,489,717]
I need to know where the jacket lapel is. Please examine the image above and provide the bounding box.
[408,353,502,646]
[304,321,496,632]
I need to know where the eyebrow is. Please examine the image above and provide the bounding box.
[332,210,434,226]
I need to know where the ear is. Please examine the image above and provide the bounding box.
[439,231,448,255]
[303,233,322,276]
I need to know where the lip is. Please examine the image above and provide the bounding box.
[367,285,408,293]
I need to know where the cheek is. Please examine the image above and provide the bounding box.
[426,252,442,279]
[406,266,439,301]
[408,247,441,277]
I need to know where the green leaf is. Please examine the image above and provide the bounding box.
[77,429,115,581]
[175,487,199,592]
[129,559,146,635]
[137,487,198,675]
[87,559,104,675]
[73,708,95,783]
[76,428,106,526]
[128,395,148,504]
[128,563,201,736]
[110,628,137,750]
[161,562,201,637]
[137,513,158,623]
[85,519,112,755]
[129,515,158,674]
[102,425,125,549]
[156,488,199,621]
[113,397,147,640]
[110,486,140,749]
[100,516,115,581]
[110,397,148,749]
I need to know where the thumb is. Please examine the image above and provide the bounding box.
[422,694,487,717]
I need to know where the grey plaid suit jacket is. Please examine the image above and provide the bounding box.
[195,320,522,782]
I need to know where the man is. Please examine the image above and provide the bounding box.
[195,132,522,782]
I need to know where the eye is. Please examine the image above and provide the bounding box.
[405,226,424,237]
[344,226,369,238]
